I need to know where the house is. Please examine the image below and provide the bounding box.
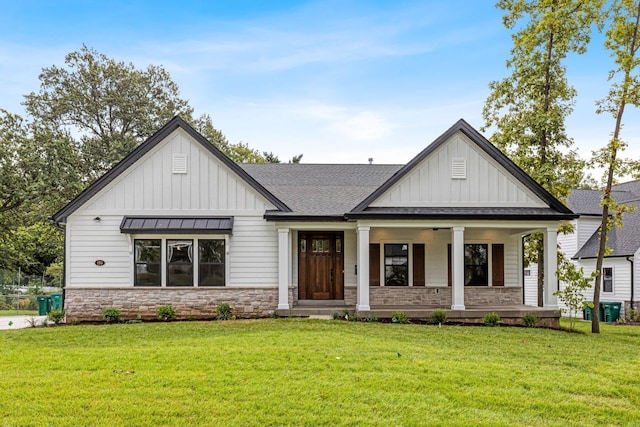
[525,182,640,316]
[52,116,576,324]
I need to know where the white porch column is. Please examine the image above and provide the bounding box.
[451,226,465,310]
[356,225,370,311]
[277,228,291,310]
[543,226,559,309]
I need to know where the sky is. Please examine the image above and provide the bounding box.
[0,0,638,177]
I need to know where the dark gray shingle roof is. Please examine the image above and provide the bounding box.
[239,164,402,216]
[569,180,640,258]
[573,205,640,258]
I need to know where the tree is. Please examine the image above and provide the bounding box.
[191,114,271,163]
[555,260,597,330]
[590,0,640,333]
[482,0,604,306]
[0,110,81,232]
[24,45,194,180]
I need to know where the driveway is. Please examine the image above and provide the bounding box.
[0,315,48,330]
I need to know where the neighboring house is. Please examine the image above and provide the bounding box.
[524,182,640,315]
[52,117,576,322]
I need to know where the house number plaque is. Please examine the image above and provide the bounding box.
[95,260,106,266]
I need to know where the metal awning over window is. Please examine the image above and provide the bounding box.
[120,217,233,234]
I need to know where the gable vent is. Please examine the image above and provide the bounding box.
[172,154,188,174]
[451,158,466,179]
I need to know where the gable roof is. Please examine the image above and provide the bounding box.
[570,180,640,258]
[52,116,290,223]
[349,118,574,216]
[573,204,640,259]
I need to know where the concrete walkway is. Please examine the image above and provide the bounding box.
[0,315,48,330]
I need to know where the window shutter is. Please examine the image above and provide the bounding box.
[369,244,380,286]
[413,244,425,286]
[492,244,504,286]
[447,244,452,287]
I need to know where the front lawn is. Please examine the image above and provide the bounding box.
[1,319,638,426]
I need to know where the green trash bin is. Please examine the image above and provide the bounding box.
[50,293,63,311]
[601,302,622,322]
[584,305,593,320]
[36,296,51,315]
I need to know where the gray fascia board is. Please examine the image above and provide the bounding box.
[52,116,290,223]
[350,119,573,215]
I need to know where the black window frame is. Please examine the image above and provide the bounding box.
[134,239,161,287]
[384,243,409,286]
[464,244,488,286]
[602,267,613,293]
[199,239,226,287]
[166,239,194,287]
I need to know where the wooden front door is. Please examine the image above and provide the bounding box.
[298,231,344,300]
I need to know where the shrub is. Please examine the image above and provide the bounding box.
[48,309,65,325]
[216,303,234,320]
[102,308,121,324]
[430,309,447,325]
[331,311,341,320]
[391,311,409,324]
[626,309,640,322]
[269,309,280,319]
[522,313,539,328]
[157,305,176,322]
[483,312,500,327]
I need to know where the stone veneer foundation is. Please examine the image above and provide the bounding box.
[367,286,522,307]
[65,287,279,321]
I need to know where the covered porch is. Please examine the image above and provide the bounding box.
[276,219,561,317]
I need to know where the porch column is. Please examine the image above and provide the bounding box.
[543,226,558,309]
[277,228,291,310]
[451,226,465,310]
[356,225,370,311]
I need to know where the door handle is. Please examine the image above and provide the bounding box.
[330,269,334,283]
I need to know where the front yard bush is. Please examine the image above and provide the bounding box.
[216,303,234,320]
[48,309,65,325]
[102,307,121,324]
[430,309,447,325]
[157,305,176,321]
[483,311,500,327]
[391,311,409,324]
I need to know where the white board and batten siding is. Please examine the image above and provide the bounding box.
[370,132,547,208]
[66,128,279,288]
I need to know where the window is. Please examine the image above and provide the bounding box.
[464,244,488,286]
[602,267,613,293]
[199,240,225,286]
[312,238,331,253]
[167,240,193,286]
[385,244,408,286]
[135,239,161,286]
[134,238,226,287]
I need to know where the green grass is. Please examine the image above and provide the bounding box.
[1,319,639,426]
[0,309,38,316]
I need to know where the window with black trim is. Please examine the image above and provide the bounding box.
[385,244,408,286]
[167,240,193,286]
[134,239,161,286]
[602,267,613,293]
[464,244,488,286]
[199,240,225,286]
